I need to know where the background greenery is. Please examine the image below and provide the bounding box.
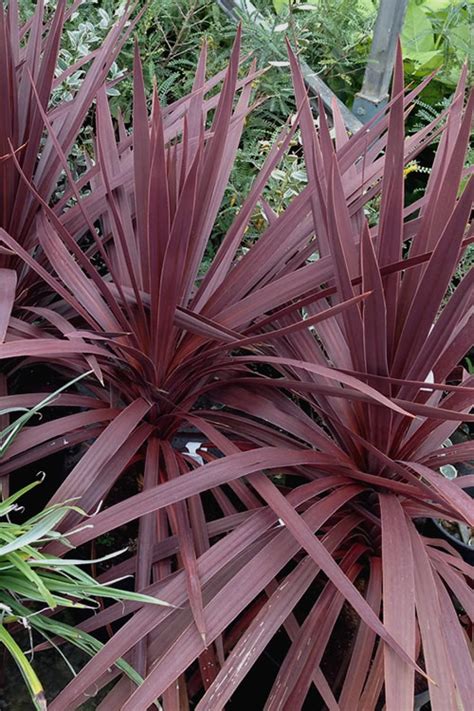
[20,0,472,251]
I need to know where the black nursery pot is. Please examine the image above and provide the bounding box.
[430,467,474,565]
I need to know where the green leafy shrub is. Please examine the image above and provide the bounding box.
[401,0,473,103]
[269,0,377,103]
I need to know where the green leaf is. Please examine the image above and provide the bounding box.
[401,2,435,58]
[411,49,444,73]
[0,506,67,556]
[437,66,465,86]
[273,0,289,13]
[0,625,46,711]
[420,0,452,10]
[1,577,90,608]
[0,370,93,457]
[6,553,57,609]
[356,0,377,18]
[449,22,471,54]
[0,407,30,417]
[0,478,44,516]
[13,607,161,708]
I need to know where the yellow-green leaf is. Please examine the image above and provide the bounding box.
[401,2,435,58]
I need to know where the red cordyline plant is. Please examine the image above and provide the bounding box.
[0,0,239,492]
[0,0,150,515]
[0,0,146,326]
[0,0,259,319]
[0,30,473,709]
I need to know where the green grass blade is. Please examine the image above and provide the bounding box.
[0,624,46,711]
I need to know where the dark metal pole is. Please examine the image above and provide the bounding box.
[352,0,409,123]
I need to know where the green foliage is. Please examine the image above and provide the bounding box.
[103,0,375,114]
[116,0,375,245]
[0,482,164,709]
[16,0,468,274]
[17,0,369,252]
[18,1,125,104]
[101,0,237,118]
[446,242,474,299]
[401,0,473,102]
[244,0,377,107]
